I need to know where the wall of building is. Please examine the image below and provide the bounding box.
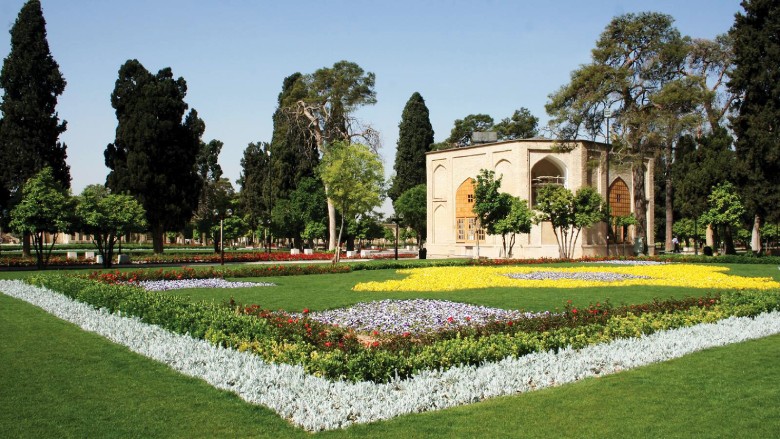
[426,139,654,259]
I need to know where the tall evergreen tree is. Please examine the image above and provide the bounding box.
[729,0,780,249]
[389,92,434,202]
[270,73,319,202]
[104,59,203,254]
[0,0,70,252]
[238,141,272,232]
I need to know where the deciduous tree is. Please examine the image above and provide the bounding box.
[546,12,687,254]
[9,167,74,269]
[494,196,533,258]
[472,170,511,236]
[393,184,427,246]
[534,185,605,259]
[701,181,744,254]
[286,61,378,250]
[318,141,384,262]
[76,185,146,268]
[494,108,539,140]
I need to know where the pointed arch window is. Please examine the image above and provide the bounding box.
[455,178,484,242]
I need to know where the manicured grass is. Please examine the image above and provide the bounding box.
[168,262,779,313]
[2,291,778,438]
[0,294,305,438]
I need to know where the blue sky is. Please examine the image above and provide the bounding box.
[0,0,742,214]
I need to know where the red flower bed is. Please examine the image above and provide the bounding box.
[86,264,352,284]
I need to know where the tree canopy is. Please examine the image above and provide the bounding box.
[494,108,539,140]
[9,167,74,269]
[437,108,538,149]
[318,141,384,262]
[494,196,534,258]
[730,0,780,228]
[472,169,511,236]
[534,185,605,259]
[0,0,70,220]
[285,61,378,250]
[104,59,204,254]
[76,185,146,268]
[393,184,427,246]
[546,12,687,253]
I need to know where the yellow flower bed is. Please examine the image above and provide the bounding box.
[353,264,780,292]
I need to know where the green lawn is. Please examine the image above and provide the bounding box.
[1,292,778,438]
[169,262,780,312]
[2,262,780,437]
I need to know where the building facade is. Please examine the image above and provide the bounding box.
[425,139,655,259]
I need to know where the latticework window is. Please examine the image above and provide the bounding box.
[609,178,630,217]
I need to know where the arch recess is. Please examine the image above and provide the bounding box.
[531,156,567,204]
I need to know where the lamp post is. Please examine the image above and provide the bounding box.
[604,109,612,257]
[0,209,5,258]
[264,145,272,254]
[391,214,403,260]
[214,208,232,265]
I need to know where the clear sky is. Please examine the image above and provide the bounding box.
[0,0,743,214]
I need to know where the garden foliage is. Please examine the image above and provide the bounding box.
[26,272,780,383]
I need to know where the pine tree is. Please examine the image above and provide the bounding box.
[730,0,780,228]
[104,59,203,254]
[389,92,434,202]
[0,0,70,212]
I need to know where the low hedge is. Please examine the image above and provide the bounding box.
[27,273,780,383]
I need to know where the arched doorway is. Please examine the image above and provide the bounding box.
[531,157,566,205]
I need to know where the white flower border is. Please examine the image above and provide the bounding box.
[2,279,780,432]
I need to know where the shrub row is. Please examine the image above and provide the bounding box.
[1,249,416,268]
[28,273,780,382]
[83,256,654,283]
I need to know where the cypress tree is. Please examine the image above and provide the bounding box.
[729,0,780,225]
[389,92,434,202]
[270,73,319,202]
[238,141,271,232]
[0,0,70,202]
[104,59,203,254]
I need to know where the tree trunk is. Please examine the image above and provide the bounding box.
[664,142,674,253]
[724,226,736,255]
[327,197,337,250]
[152,224,165,254]
[706,224,715,248]
[23,232,31,258]
[751,214,762,254]
[632,164,648,254]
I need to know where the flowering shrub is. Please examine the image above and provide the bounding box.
[2,279,780,431]
[26,271,776,384]
[132,251,336,264]
[353,264,780,292]
[295,299,549,335]
[134,278,275,291]
[85,264,351,284]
